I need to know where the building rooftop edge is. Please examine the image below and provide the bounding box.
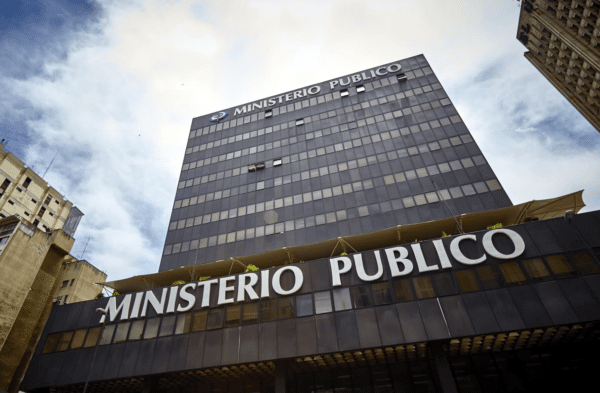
[190,54,427,125]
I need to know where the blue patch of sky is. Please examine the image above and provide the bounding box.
[1,0,103,79]
[0,0,103,163]
[470,61,507,85]
[534,109,599,152]
[189,2,211,23]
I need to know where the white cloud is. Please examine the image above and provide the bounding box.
[2,0,598,281]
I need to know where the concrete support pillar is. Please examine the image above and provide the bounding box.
[428,342,457,393]
[274,360,288,393]
[142,375,160,393]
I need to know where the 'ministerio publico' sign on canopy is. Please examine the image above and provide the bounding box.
[100,229,525,324]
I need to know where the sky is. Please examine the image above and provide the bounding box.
[1,0,598,282]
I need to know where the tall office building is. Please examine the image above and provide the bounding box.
[21,55,600,393]
[161,55,512,271]
[517,0,600,132]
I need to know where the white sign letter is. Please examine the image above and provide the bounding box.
[166,286,179,313]
[482,229,525,260]
[218,277,236,305]
[177,283,197,312]
[354,253,383,281]
[237,273,259,302]
[412,243,439,272]
[272,266,303,295]
[384,247,414,277]
[432,239,453,269]
[100,294,132,323]
[198,279,218,307]
[261,270,270,298]
[141,288,168,317]
[450,235,486,265]
[330,256,353,286]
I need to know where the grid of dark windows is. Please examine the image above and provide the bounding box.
[161,56,511,271]
[41,249,600,354]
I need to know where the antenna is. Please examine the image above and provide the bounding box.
[80,237,91,260]
[43,152,58,178]
[432,180,464,234]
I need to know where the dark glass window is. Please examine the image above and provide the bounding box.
[260,299,278,322]
[499,262,527,285]
[42,333,60,354]
[412,276,435,299]
[128,320,145,340]
[83,327,101,348]
[570,252,600,275]
[314,291,333,314]
[99,324,116,345]
[225,305,241,327]
[351,285,373,308]
[432,272,458,296]
[191,310,208,332]
[522,259,551,281]
[278,298,295,320]
[70,329,87,349]
[159,315,176,336]
[143,318,160,339]
[175,313,192,334]
[56,332,73,352]
[393,279,414,303]
[545,255,576,277]
[455,270,481,293]
[476,265,502,289]
[113,322,131,343]
[243,303,258,324]
[333,288,352,311]
[296,294,314,316]
[372,282,393,305]
[207,308,225,330]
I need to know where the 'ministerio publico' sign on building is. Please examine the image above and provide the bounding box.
[101,229,524,324]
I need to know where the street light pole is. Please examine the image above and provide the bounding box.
[82,307,107,393]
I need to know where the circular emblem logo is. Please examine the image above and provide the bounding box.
[210,111,228,122]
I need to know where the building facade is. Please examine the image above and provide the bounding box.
[517,0,600,132]
[0,216,75,393]
[161,55,512,272]
[0,144,84,236]
[20,55,599,392]
[0,144,90,392]
[52,257,107,306]
[21,204,600,393]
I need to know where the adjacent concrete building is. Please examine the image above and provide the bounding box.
[517,0,600,132]
[0,216,75,392]
[0,145,95,392]
[52,257,107,306]
[0,143,83,236]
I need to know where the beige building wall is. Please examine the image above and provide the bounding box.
[0,144,83,235]
[0,216,75,392]
[53,256,107,305]
[517,0,600,133]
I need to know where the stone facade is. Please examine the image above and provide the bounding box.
[0,217,74,392]
[517,0,600,132]
[0,144,83,236]
[52,257,107,305]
